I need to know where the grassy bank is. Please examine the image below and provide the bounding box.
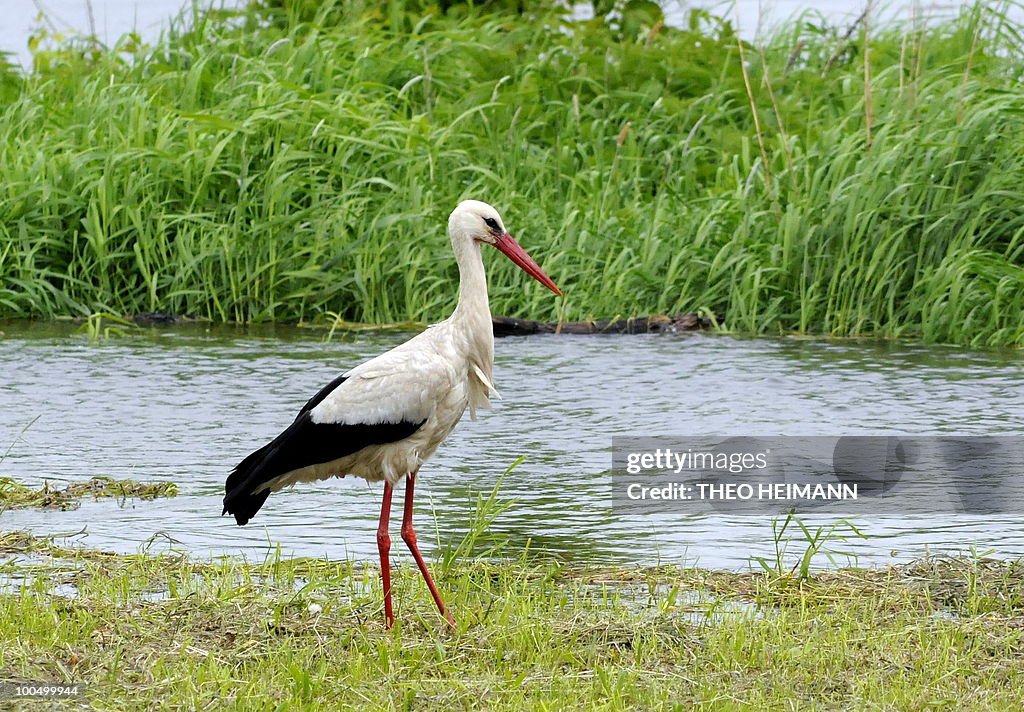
[1,1,1023,345]
[0,532,1022,709]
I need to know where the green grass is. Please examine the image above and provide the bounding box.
[1,531,1023,709]
[1,1,1023,345]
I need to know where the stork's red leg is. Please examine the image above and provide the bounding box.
[401,472,454,626]
[377,481,395,628]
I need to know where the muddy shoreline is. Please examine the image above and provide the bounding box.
[122,312,716,336]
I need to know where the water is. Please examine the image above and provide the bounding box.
[1,321,1021,569]
[0,0,984,70]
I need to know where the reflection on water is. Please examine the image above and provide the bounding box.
[0,321,1021,569]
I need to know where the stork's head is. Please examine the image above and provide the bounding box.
[449,200,562,296]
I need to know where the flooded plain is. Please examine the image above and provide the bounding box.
[1,321,1021,569]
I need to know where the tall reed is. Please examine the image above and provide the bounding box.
[0,1,1021,346]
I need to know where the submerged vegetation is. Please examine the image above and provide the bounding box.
[0,1,1022,345]
[0,477,177,510]
[0,531,1022,709]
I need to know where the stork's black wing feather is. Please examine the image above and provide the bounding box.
[223,375,425,525]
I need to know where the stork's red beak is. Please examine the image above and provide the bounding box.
[493,233,562,296]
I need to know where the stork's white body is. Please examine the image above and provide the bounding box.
[267,296,495,489]
[261,206,497,490]
[225,200,539,524]
[223,199,560,627]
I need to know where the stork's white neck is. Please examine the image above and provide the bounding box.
[450,233,490,324]
[446,213,498,417]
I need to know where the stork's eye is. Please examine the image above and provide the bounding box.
[483,217,500,232]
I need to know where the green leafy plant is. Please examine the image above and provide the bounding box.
[440,455,522,574]
[753,511,868,580]
[78,313,139,340]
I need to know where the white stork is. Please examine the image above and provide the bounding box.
[223,200,561,627]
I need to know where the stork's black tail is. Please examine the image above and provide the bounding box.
[223,374,353,526]
[223,441,276,525]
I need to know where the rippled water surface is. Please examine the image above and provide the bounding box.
[1,321,1022,569]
